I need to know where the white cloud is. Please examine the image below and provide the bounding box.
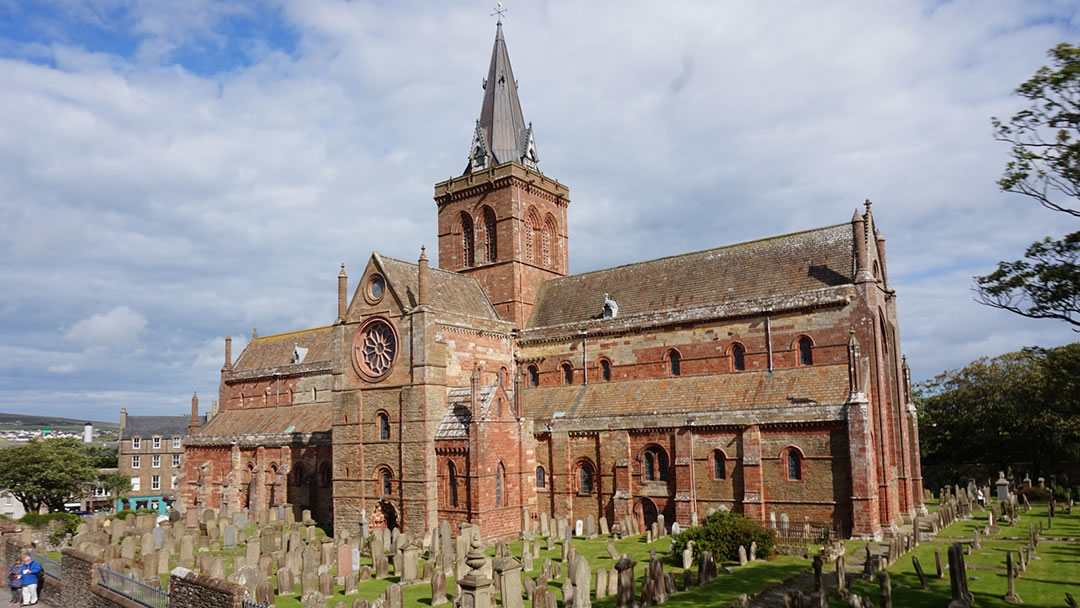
[1,1,1078,417]
[64,306,148,347]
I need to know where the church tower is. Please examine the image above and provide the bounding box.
[435,20,570,327]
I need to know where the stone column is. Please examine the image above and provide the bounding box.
[740,425,764,522]
[613,555,637,608]
[846,392,882,539]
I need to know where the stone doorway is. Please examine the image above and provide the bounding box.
[633,497,658,534]
[378,499,399,531]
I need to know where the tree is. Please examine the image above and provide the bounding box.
[83,444,118,469]
[0,438,98,513]
[976,43,1080,328]
[917,342,1080,488]
[96,471,131,508]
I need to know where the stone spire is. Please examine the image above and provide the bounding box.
[464,20,538,174]
[188,391,202,434]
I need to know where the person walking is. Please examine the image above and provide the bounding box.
[18,555,40,606]
[7,560,20,606]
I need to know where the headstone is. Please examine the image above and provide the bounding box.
[607,543,620,561]
[614,556,637,608]
[572,556,591,608]
[1004,551,1022,604]
[151,527,165,549]
[319,572,333,596]
[121,536,137,560]
[338,544,353,581]
[812,555,823,591]
[749,541,757,561]
[401,542,421,584]
[430,569,448,606]
[596,568,608,598]
[277,567,295,596]
[246,539,261,566]
[585,515,596,538]
[375,553,389,579]
[671,522,680,536]
[439,521,453,571]
[912,556,928,590]
[947,542,973,606]
[179,535,195,566]
[879,571,892,608]
[738,545,747,566]
[934,547,944,579]
[209,557,225,580]
[835,554,846,592]
[600,517,609,536]
[495,557,524,608]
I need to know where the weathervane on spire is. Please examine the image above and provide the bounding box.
[491,2,507,23]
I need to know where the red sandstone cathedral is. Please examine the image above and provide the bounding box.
[181,21,924,541]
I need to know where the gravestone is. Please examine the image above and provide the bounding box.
[585,515,596,538]
[912,556,928,590]
[121,536,137,560]
[401,542,421,584]
[614,556,637,608]
[375,554,389,579]
[812,555,823,592]
[277,567,294,596]
[671,522,680,536]
[738,545,747,566]
[151,527,165,549]
[749,541,757,561]
[571,556,591,608]
[222,525,237,548]
[338,544,353,581]
[179,535,195,566]
[1004,551,1022,604]
[947,542,973,607]
[495,557,524,608]
[600,517,609,536]
[430,569,448,606]
[209,557,225,580]
[596,568,607,598]
[607,543,620,561]
[836,554,846,592]
[439,521,453,571]
[345,572,359,595]
[879,571,892,608]
[246,539,261,566]
[935,547,944,579]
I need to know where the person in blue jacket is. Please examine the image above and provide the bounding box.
[18,555,39,606]
[7,560,20,606]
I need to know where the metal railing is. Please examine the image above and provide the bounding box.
[29,551,60,581]
[97,566,169,608]
[241,599,272,608]
[766,520,842,547]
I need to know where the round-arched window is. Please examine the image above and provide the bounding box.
[353,318,398,380]
[378,413,390,441]
[600,359,612,382]
[732,344,746,371]
[562,363,574,385]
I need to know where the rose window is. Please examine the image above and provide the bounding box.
[353,319,397,379]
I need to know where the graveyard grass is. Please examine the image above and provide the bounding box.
[270,533,810,608]
[831,503,1080,608]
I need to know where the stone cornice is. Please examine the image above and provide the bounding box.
[224,361,332,383]
[186,431,332,448]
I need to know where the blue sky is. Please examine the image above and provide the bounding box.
[1,0,1078,421]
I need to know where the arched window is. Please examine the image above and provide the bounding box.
[562,362,574,385]
[380,468,392,495]
[577,461,595,494]
[320,463,331,487]
[378,413,390,441]
[798,337,813,366]
[643,446,669,482]
[667,350,681,376]
[447,461,458,507]
[528,365,539,387]
[732,344,746,371]
[713,451,726,480]
[496,462,505,506]
[293,464,305,486]
[460,212,475,268]
[535,466,546,489]
[525,208,541,264]
[499,367,508,388]
[481,206,497,264]
[879,313,889,355]
[786,449,802,481]
[600,359,612,382]
[543,216,558,269]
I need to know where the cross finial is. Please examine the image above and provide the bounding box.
[491,2,507,23]
[864,198,872,213]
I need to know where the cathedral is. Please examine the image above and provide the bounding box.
[181,21,924,541]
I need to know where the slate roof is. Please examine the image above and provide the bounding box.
[376,254,500,320]
[197,403,332,436]
[520,364,850,422]
[527,223,855,328]
[465,21,536,173]
[434,385,499,440]
[233,326,334,372]
[124,415,204,438]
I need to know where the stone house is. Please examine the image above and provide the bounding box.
[118,405,203,514]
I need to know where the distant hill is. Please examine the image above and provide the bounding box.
[0,413,119,431]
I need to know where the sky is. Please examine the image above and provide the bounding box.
[0,0,1078,421]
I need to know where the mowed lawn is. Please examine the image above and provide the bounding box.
[832,504,1080,607]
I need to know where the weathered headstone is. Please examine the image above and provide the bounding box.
[600,517,609,536]
[596,568,608,598]
[1004,551,1022,604]
[738,545,747,566]
[912,556,928,590]
[277,567,295,596]
[430,569,448,606]
[879,571,892,608]
[614,556,637,608]
[836,554,846,592]
[571,556,591,608]
[934,547,944,579]
[495,556,524,608]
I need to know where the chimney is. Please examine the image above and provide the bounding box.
[252,327,258,339]
[212,398,219,414]
[514,366,524,416]
[188,392,201,434]
[223,334,232,371]
[337,263,348,322]
[120,408,127,432]
[470,363,482,414]
[417,246,430,307]
[852,206,873,283]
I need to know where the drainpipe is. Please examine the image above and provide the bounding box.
[764,308,774,372]
[579,329,588,385]
[687,418,697,521]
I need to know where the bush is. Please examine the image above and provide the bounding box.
[671,510,776,563]
[1053,485,1072,501]
[1017,486,1051,502]
[19,512,78,529]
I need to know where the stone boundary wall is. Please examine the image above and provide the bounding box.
[0,530,246,608]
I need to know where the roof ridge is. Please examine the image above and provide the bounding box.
[552,222,850,282]
[252,325,333,342]
[377,252,477,279]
